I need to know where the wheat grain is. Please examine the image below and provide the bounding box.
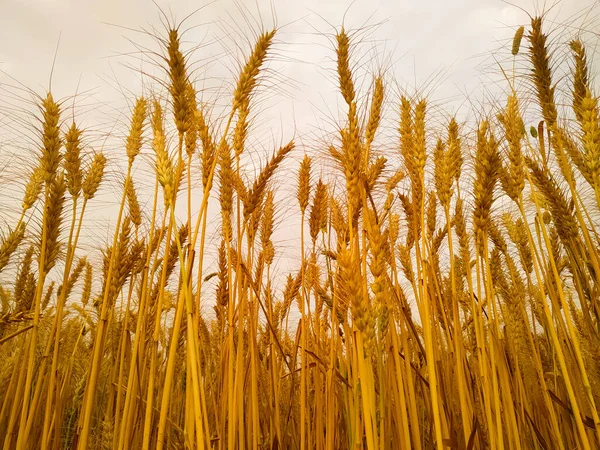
[233,30,276,110]
[39,93,62,183]
[336,28,355,106]
[166,29,191,135]
[41,174,66,272]
[528,17,557,127]
[126,97,147,165]
[0,223,25,273]
[82,153,107,201]
[512,26,525,56]
[64,123,83,198]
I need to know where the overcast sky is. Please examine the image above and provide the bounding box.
[2,0,596,100]
[0,0,598,286]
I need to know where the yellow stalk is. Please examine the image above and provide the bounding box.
[16,182,51,450]
[40,196,87,449]
[78,168,131,450]
[118,178,160,450]
[517,198,592,450]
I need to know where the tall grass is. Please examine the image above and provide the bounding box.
[0,12,599,450]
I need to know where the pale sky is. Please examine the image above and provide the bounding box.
[0,0,598,292]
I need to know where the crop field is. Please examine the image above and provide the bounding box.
[0,3,600,449]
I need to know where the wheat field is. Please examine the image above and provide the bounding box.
[0,6,599,450]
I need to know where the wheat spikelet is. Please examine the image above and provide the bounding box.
[20,272,36,311]
[331,196,348,248]
[22,167,45,212]
[214,240,229,322]
[233,30,276,110]
[59,257,87,302]
[64,122,83,198]
[42,281,55,311]
[328,143,343,167]
[14,246,34,308]
[81,262,92,307]
[281,271,302,323]
[0,286,9,315]
[399,96,427,218]
[383,191,393,214]
[570,40,589,122]
[447,117,463,183]
[297,155,311,214]
[105,216,132,306]
[399,97,414,167]
[365,156,386,194]
[399,192,417,247]
[336,28,355,106]
[490,247,508,284]
[219,141,234,241]
[365,76,384,151]
[233,100,250,158]
[152,101,174,207]
[487,219,507,255]
[261,190,275,265]
[197,107,216,188]
[115,238,144,302]
[512,26,525,56]
[405,99,427,218]
[454,199,471,269]
[341,102,362,219]
[126,176,142,228]
[578,89,600,184]
[0,311,35,327]
[158,223,188,289]
[309,179,328,243]
[432,227,447,256]
[498,94,525,202]
[503,214,533,274]
[0,222,25,273]
[526,157,579,243]
[528,17,557,127]
[244,141,294,220]
[385,169,405,193]
[82,152,107,201]
[558,126,594,186]
[551,127,578,187]
[472,121,500,241]
[491,249,534,382]
[389,213,399,245]
[247,204,263,245]
[434,138,452,208]
[414,99,427,177]
[426,191,437,240]
[232,171,248,211]
[166,29,191,135]
[126,97,147,165]
[305,252,320,291]
[42,174,66,272]
[39,93,62,183]
[130,239,147,276]
[98,418,114,450]
[184,82,198,156]
[398,243,414,283]
[316,281,336,318]
[365,211,387,331]
[338,245,368,335]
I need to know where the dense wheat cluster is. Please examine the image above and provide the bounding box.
[1,11,600,450]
